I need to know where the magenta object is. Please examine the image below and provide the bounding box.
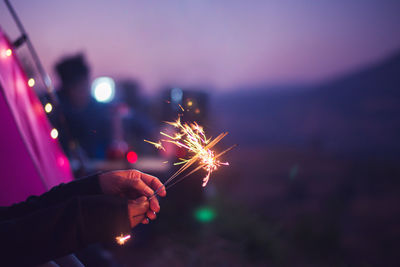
[0,28,73,205]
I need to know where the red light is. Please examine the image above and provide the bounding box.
[126,151,138,164]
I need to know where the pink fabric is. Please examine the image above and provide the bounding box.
[0,28,73,206]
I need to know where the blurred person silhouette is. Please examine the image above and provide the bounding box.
[0,169,166,267]
[53,54,112,159]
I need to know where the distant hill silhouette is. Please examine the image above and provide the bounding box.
[212,50,400,158]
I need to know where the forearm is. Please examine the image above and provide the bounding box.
[1,174,103,220]
[0,195,130,266]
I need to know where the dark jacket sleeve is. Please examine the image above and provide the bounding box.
[0,174,103,220]
[0,174,132,266]
[0,194,131,267]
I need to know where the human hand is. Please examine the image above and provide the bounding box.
[126,196,151,227]
[98,170,166,225]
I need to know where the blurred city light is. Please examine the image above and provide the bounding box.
[126,150,138,164]
[1,48,12,58]
[27,78,35,87]
[50,128,58,139]
[57,156,65,167]
[44,103,53,113]
[194,206,216,223]
[91,76,115,103]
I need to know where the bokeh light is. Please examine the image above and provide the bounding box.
[91,76,115,103]
[50,128,58,139]
[126,151,138,164]
[1,48,12,58]
[27,78,35,87]
[194,206,216,223]
[44,103,52,113]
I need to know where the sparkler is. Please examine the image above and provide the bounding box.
[116,115,234,245]
[147,116,235,189]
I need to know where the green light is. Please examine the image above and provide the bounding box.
[194,206,216,223]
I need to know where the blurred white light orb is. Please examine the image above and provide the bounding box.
[91,77,115,103]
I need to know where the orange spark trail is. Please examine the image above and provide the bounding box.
[144,139,165,151]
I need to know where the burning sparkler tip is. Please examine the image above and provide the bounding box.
[116,234,131,245]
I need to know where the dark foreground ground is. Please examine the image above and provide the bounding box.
[106,145,400,267]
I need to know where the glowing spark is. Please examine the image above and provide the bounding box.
[116,234,131,245]
[178,104,185,112]
[147,117,234,187]
[144,139,165,151]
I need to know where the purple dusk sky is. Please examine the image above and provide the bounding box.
[1,0,400,93]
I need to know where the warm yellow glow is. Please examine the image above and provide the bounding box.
[187,100,193,107]
[116,234,131,245]
[28,78,35,87]
[145,117,234,187]
[1,49,12,58]
[44,103,53,113]
[50,128,58,139]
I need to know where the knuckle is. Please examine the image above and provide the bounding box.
[127,176,140,186]
[128,170,140,180]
